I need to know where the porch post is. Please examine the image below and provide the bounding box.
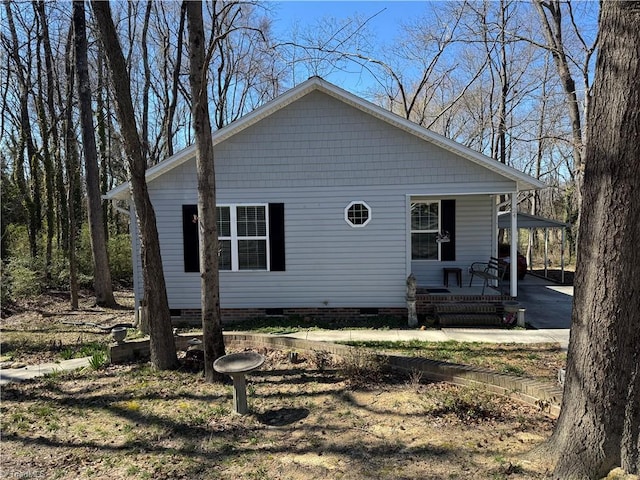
[544,228,549,278]
[510,193,518,297]
[561,227,566,284]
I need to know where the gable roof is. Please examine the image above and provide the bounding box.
[105,76,545,201]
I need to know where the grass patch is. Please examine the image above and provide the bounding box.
[60,341,108,361]
[337,340,566,381]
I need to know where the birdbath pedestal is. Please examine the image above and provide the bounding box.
[213,352,265,415]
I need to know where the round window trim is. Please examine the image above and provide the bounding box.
[344,201,371,227]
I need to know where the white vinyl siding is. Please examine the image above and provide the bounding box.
[135,89,516,309]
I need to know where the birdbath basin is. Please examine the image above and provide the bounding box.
[111,326,127,343]
[213,352,265,415]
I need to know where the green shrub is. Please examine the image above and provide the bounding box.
[89,351,108,370]
[3,256,43,298]
[107,233,132,286]
[1,222,132,302]
[76,227,133,287]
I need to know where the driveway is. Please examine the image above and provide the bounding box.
[517,274,573,329]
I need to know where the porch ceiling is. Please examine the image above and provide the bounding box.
[498,211,570,229]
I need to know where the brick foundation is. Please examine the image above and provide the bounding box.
[174,307,408,325]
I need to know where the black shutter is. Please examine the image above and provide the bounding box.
[183,205,200,272]
[269,203,285,271]
[441,200,456,261]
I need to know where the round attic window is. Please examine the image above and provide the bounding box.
[345,201,371,227]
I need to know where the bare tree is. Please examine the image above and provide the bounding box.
[543,1,640,477]
[32,0,56,281]
[160,2,187,158]
[91,0,178,370]
[532,0,599,251]
[73,0,117,307]
[63,22,80,310]
[3,2,41,259]
[185,0,226,382]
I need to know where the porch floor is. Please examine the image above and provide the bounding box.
[417,285,514,300]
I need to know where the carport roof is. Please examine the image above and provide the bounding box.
[498,211,570,229]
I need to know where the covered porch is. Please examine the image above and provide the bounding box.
[409,192,524,297]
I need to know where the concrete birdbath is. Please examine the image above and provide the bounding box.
[213,351,265,415]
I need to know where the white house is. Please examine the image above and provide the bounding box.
[106,77,544,322]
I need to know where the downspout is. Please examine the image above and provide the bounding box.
[510,193,518,297]
[112,202,130,216]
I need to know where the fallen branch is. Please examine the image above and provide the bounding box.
[61,320,134,331]
[42,310,113,317]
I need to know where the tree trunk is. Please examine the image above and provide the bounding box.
[32,1,55,282]
[165,3,186,158]
[96,48,111,238]
[92,0,178,370]
[64,24,79,311]
[185,0,226,383]
[547,2,640,477]
[140,1,152,163]
[73,0,117,308]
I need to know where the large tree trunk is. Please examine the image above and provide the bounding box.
[91,0,178,370]
[73,0,117,308]
[546,2,640,478]
[185,0,226,383]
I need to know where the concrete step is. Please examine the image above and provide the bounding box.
[433,303,499,314]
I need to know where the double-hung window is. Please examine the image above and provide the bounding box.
[411,201,440,260]
[217,205,268,271]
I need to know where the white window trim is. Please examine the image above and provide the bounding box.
[410,200,441,261]
[218,204,270,272]
[344,201,372,228]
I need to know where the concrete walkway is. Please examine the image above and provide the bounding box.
[282,327,569,348]
[0,357,91,386]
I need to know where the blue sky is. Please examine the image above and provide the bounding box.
[271,0,428,36]
[268,1,433,92]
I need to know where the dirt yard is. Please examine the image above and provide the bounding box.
[1,292,559,479]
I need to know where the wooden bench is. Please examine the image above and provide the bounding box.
[468,257,507,295]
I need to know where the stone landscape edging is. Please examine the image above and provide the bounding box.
[109,332,562,417]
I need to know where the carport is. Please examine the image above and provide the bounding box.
[498,211,571,283]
